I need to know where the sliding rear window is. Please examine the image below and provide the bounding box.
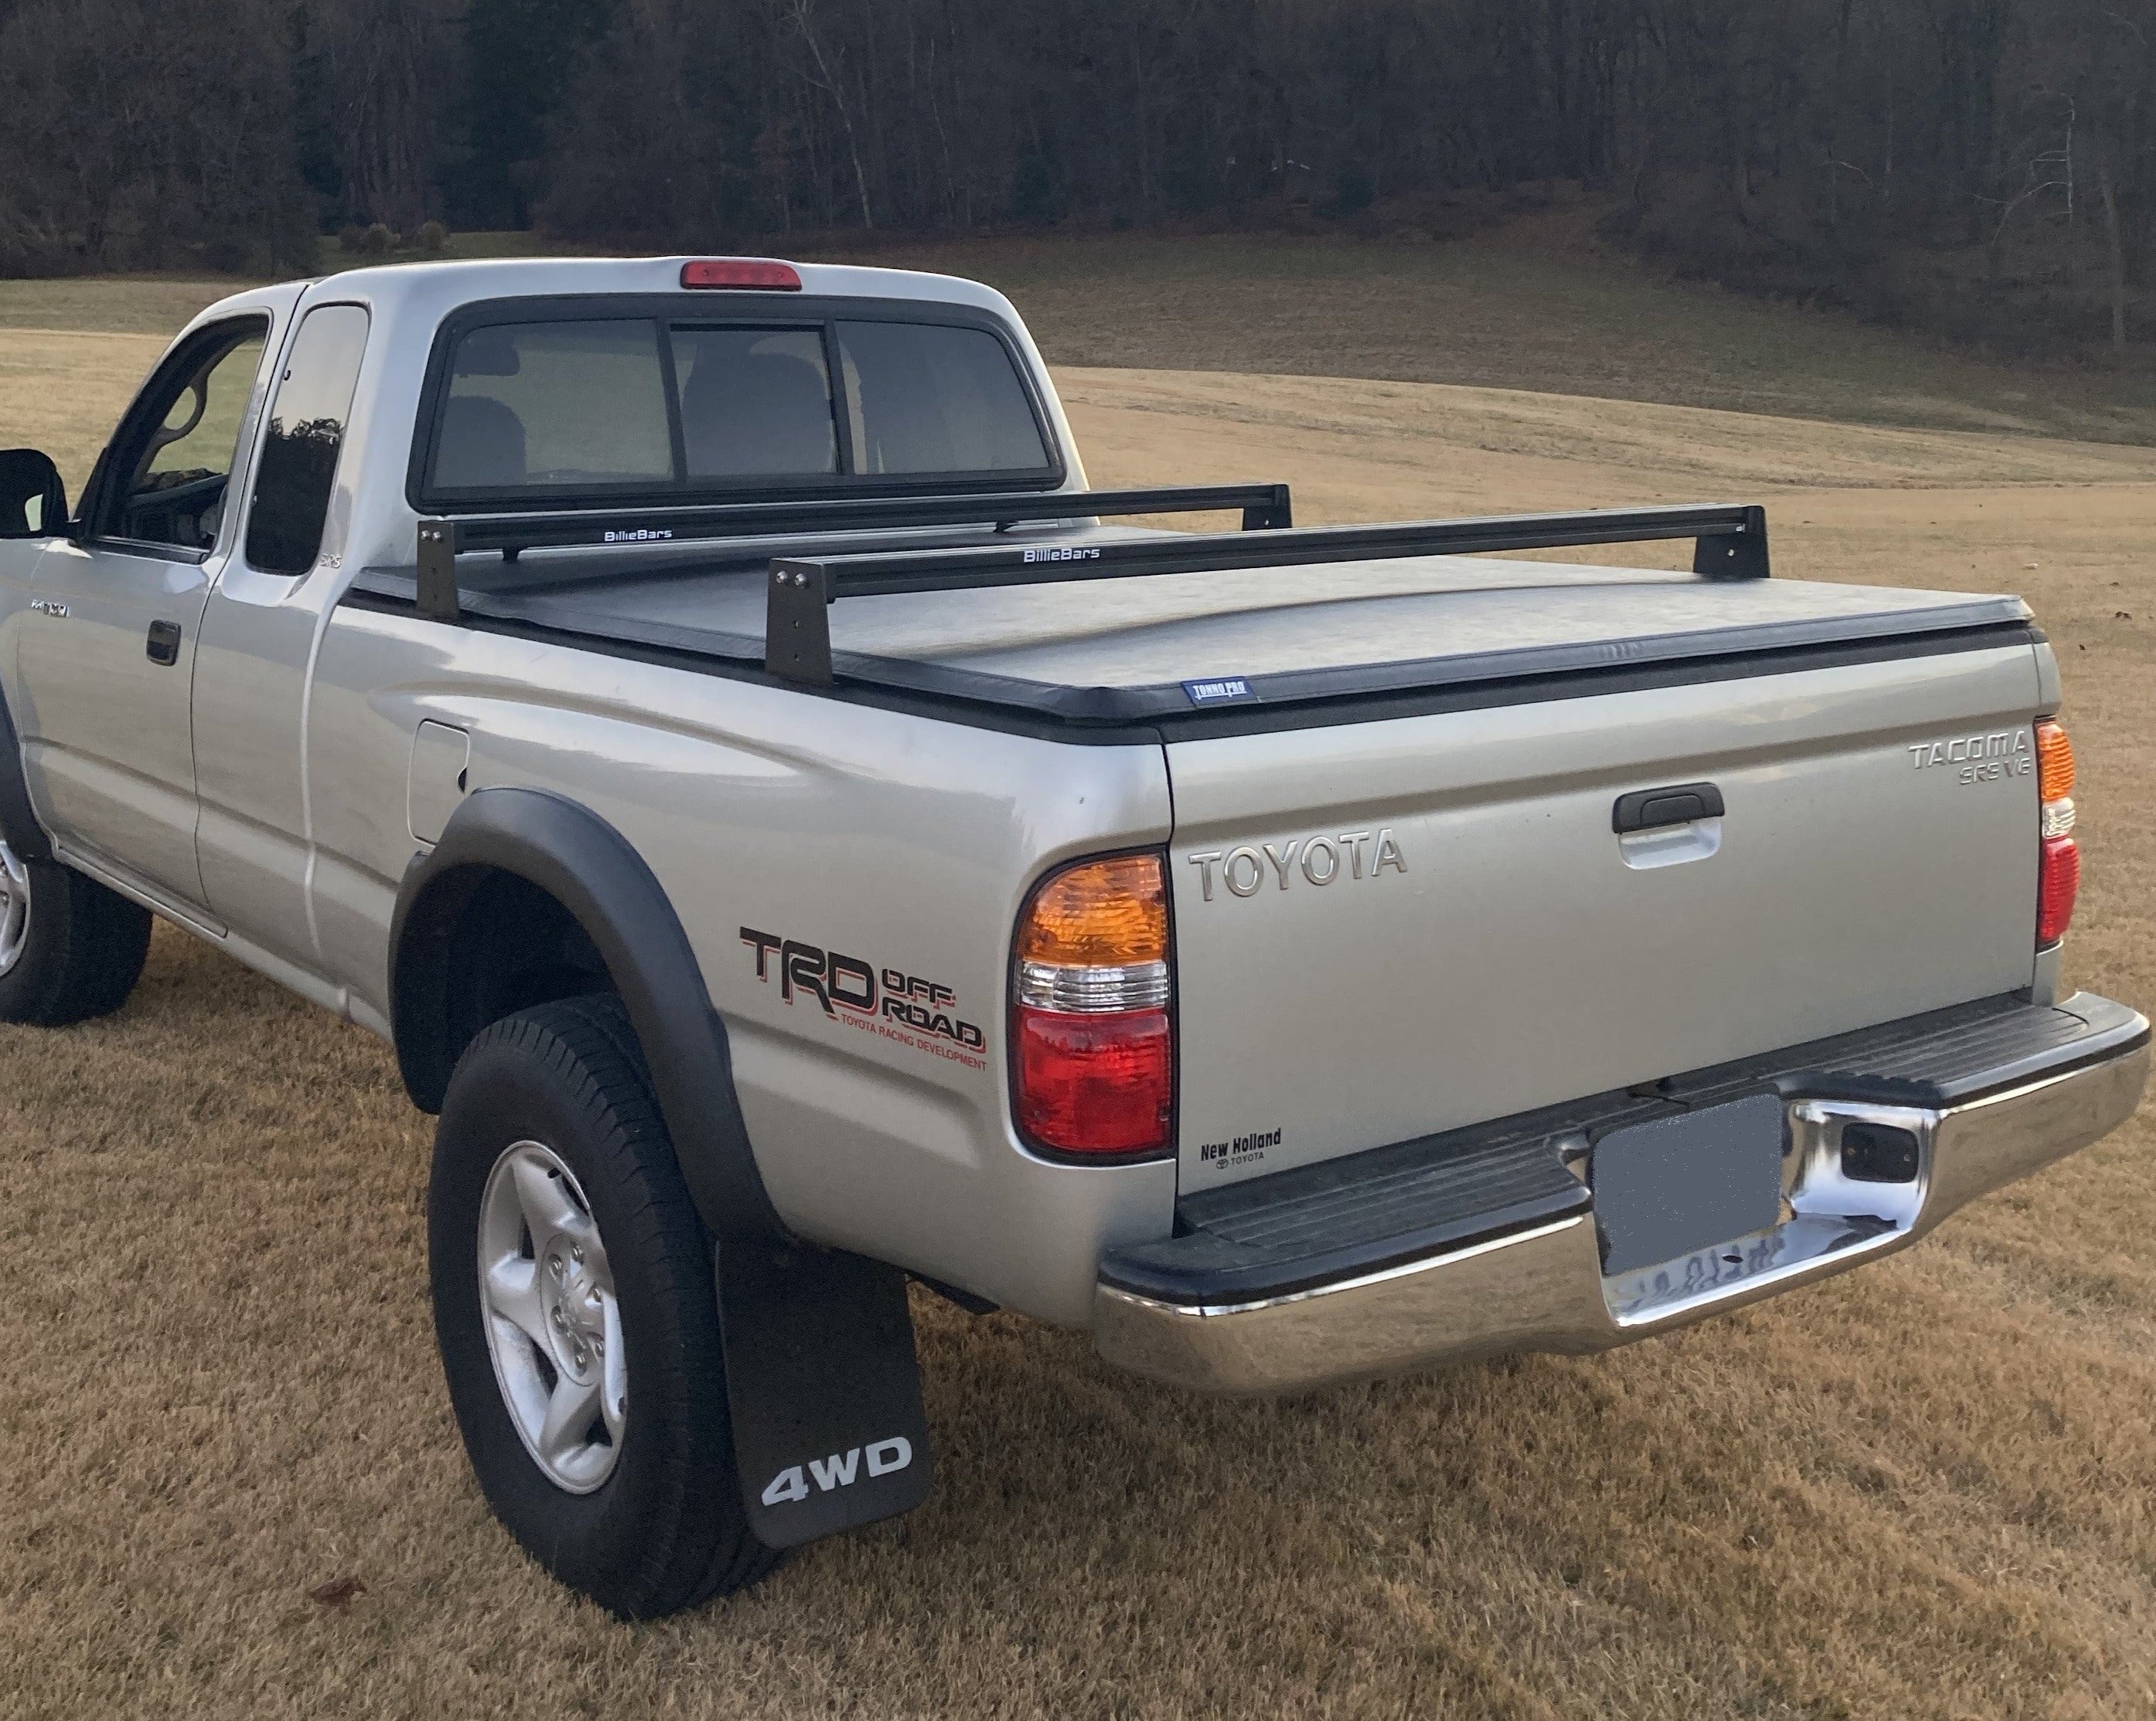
[417,299,1058,507]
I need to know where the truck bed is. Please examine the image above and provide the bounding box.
[346,523,2032,731]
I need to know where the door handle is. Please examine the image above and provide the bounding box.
[146,619,183,666]
[1613,782,1724,834]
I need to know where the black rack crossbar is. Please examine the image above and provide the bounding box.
[765,501,1771,684]
[412,483,1294,621]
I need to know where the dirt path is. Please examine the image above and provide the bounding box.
[0,347,2151,1720]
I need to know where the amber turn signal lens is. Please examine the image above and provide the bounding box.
[1017,854,1168,967]
[2037,720,2075,804]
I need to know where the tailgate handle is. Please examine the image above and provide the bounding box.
[1613,782,1724,834]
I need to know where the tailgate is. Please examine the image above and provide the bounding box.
[1167,641,2044,1188]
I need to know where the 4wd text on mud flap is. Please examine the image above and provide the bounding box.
[760,1436,914,1507]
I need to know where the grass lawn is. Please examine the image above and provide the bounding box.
[9,209,2154,445]
[879,214,2156,446]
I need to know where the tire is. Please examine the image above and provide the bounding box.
[0,835,153,1027]
[429,993,782,1617]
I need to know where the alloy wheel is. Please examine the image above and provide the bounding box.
[476,1141,628,1493]
[0,839,30,979]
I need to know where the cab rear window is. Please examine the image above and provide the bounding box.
[423,308,1053,502]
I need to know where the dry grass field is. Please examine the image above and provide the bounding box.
[0,254,2152,1720]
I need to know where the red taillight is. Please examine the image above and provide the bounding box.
[1014,1008,1172,1155]
[680,258,802,291]
[1011,852,1173,1158]
[2037,834,2081,947]
[2033,719,2080,949]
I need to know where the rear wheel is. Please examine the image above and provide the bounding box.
[0,837,153,1027]
[429,993,781,1617]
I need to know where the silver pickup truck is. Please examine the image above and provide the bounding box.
[0,256,2144,1617]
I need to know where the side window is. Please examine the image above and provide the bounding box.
[245,304,370,575]
[101,318,268,553]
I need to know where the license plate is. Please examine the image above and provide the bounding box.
[1593,1094,1786,1277]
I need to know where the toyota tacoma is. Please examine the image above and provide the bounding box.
[0,255,2144,1616]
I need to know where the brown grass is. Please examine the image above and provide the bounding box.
[1,328,170,492]
[876,215,2156,448]
[23,211,2156,445]
[0,279,2152,1720]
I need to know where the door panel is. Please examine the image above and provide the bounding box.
[12,315,271,909]
[20,539,213,902]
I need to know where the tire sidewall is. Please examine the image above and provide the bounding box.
[0,855,70,1022]
[429,1013,729,1605]
[0,835,150,1027]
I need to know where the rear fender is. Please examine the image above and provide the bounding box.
[391,786,931,1549]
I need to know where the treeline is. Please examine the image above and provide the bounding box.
[0,0,2148,354]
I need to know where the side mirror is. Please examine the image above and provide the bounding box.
[0,449,68,539]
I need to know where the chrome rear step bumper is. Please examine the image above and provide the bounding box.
[1094,992,2149,1395]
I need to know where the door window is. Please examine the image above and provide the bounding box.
[245,304,370,574]
[100,318,269,553]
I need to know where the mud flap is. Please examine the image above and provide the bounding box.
[719,1239,932,1549]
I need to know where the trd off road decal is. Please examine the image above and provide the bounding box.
[741,929,987,1071]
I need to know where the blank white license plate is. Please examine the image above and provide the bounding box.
[1592,1094,1786,1277]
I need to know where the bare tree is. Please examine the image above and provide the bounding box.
[779,0,875,229]
[5,0,2153,359]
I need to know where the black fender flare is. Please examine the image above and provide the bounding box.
[390,786,930,1548]
[391,785,777,1248]
[0,687,52,862]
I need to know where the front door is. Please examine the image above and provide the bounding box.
[16,316,271,909]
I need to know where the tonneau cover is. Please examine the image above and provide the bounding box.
[347,525,2032,725]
